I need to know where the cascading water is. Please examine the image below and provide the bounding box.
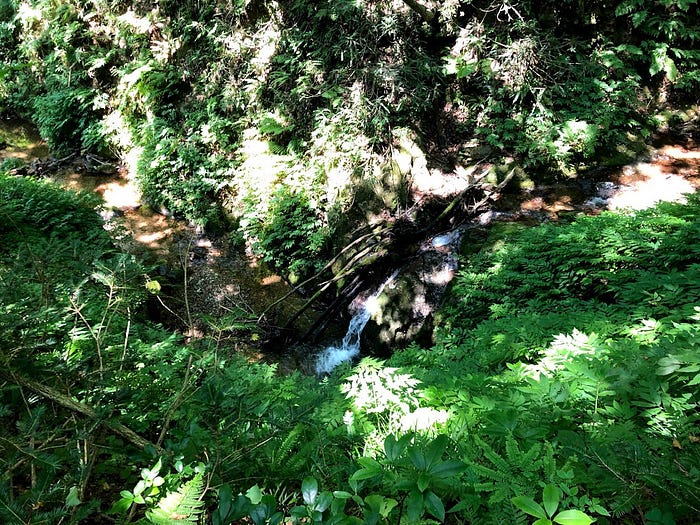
[315,270,400,375]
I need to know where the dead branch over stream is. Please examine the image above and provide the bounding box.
[270,168,515,342]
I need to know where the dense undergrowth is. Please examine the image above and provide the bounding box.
[2,0,700,523]
[1,166,699,524]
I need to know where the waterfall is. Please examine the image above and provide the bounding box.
[315,270,399,375]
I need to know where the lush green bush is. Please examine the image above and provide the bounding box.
[1,1,700,523]
[388,195,700,522]
[243,186,332,282]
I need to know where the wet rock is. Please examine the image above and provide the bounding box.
[362,232,461,353]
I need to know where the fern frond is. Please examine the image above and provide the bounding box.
[270,423,303,470]
[146,473,205,525]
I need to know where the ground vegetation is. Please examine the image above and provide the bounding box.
[1,0,699,523]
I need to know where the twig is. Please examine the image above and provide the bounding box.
[156,354,195,448]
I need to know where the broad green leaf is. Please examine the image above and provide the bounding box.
[246,485,263,505]
[384,434,399,461]
[65,486,81,507]
[331,496,347,515]
[512,496,547,519]
[533,519,553,525]
[357,457,382,470]
[383,433,412,461]
[108,497,132,515]
[364,494,384,513]
[315,491,333,512]
[215,484,232,522]
[133,480,147,497]
[417,472,431,493]
[302,477,318,505]
[350,465,382,481]
[543,484,562,517]
[424,434,448,469]
[290,506,307,518]
[429,459,467,479]
[553,509,595,525]
[664,57,678,82]
[657,356,681,375]
[380,498,398,518]
[424,491,445,522]
[249,504,267,525]
[406,490,424,523]
[408,447,426,471]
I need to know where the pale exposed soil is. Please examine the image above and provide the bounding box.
[491,138,700,221]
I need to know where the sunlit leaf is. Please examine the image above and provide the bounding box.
[302,477,318,505]
[553,509,595,525]
[246,485,263,505]
[65,486,81,507]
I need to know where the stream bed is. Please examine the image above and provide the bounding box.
[2,115,699,374]
[0,117,326,366]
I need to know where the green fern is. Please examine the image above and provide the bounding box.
[145,473,205,525]
[468,436,561,505]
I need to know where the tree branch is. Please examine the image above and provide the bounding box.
[401,0,436,24]
[2,371,164,454]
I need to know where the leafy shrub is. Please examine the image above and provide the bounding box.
[32,86,106,156]
[402,195,700,521]
[243,186,331,282]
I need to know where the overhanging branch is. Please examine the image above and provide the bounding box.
[401,0,436,24]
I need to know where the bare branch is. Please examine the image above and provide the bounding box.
[1,372,164,454]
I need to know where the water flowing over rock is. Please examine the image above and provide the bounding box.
[361,228,462,353]
[315,270,400,374]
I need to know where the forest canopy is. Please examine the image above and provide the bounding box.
[1,0,699,524]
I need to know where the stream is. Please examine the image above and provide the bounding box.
[0,117,326,365]
[2,115,699,374]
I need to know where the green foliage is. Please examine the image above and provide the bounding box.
[2,1,700,523]
[33,87,104,155]
[211,434,466,525]
[243,186,331,281]
[136,118,231,226]
[110,459,206,525]
[401,195,700,521]
[615,0,700,92]
[512,484,596,525]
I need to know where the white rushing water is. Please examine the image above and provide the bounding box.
[315,270,399,375]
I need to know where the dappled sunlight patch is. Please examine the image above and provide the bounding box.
[607,162,696,210]
[117,9,152,35]
[96,177,142,209]
[525,329,601,378]
[341,358,448,454]
[260,275,282,286]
